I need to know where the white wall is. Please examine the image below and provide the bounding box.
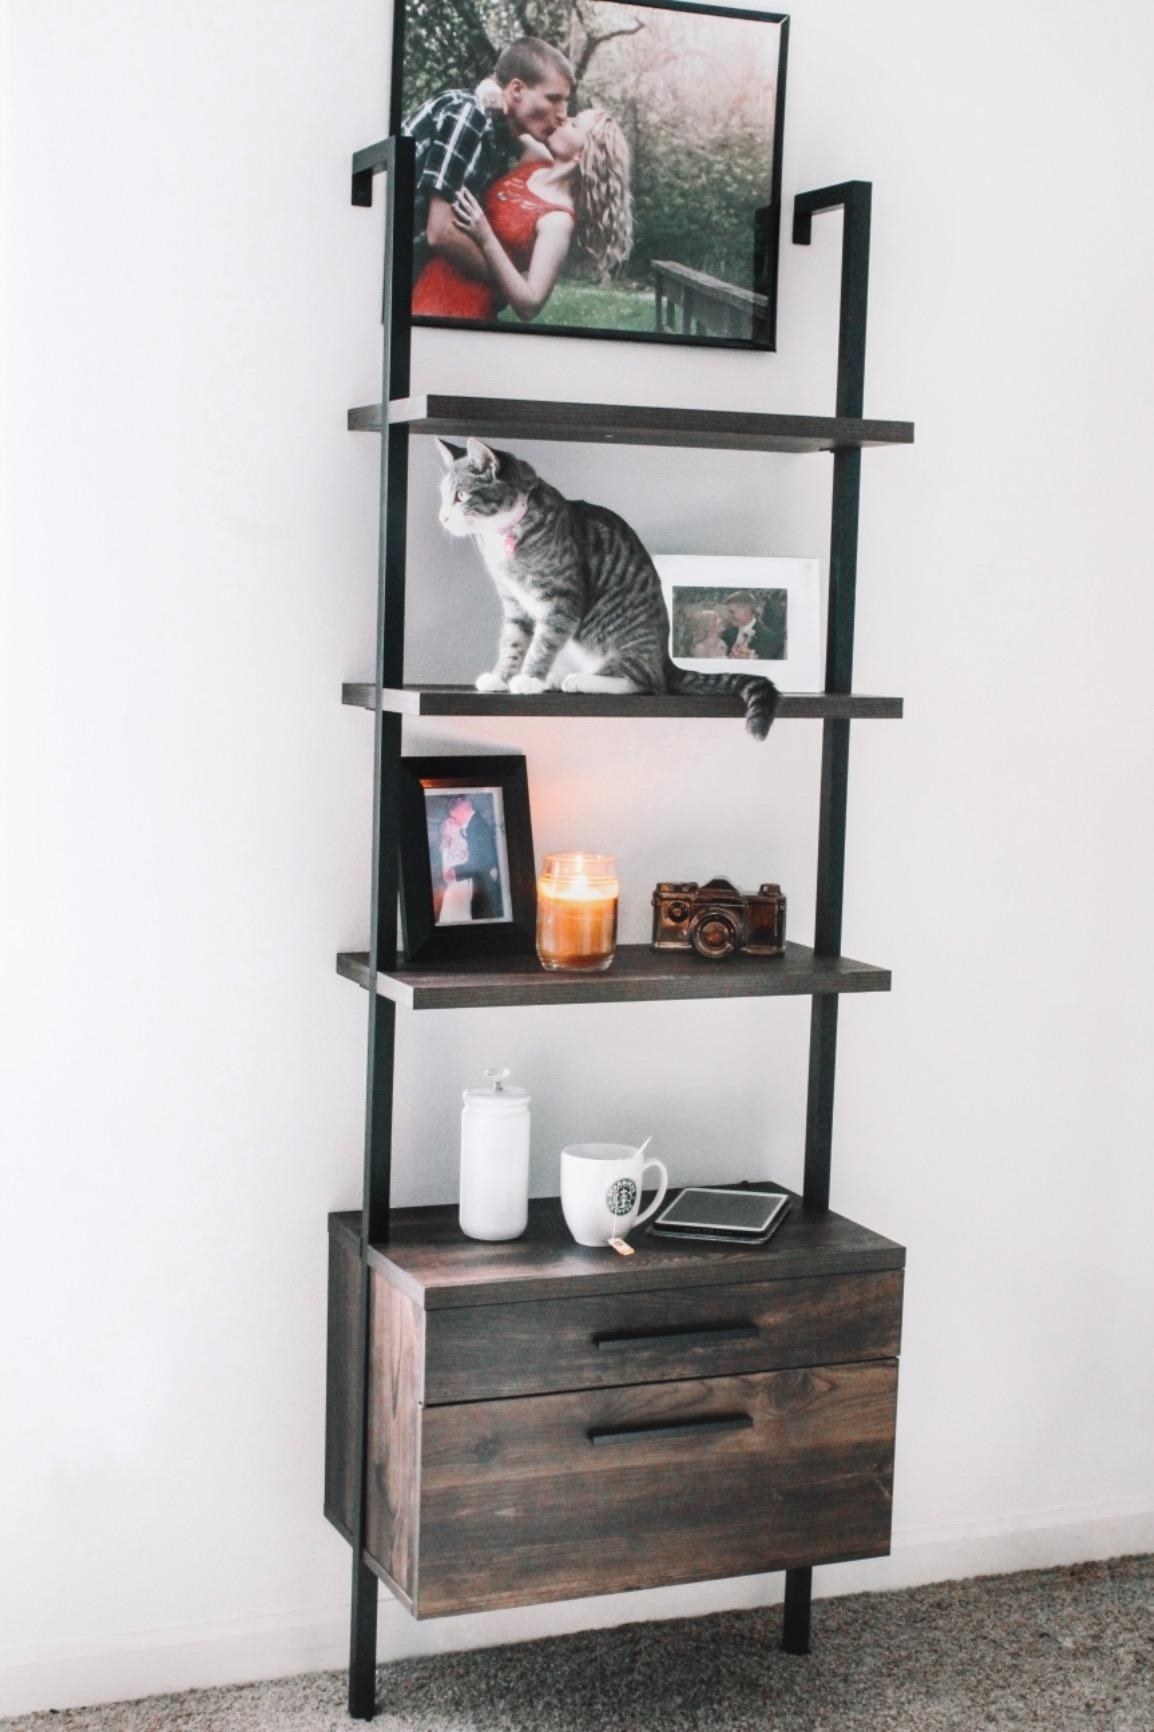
[4,0,1154,1715]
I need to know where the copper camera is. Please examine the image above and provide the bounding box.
[651,878,786,960]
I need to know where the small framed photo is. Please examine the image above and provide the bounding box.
[654,555,821,691]
[398,755,537,964]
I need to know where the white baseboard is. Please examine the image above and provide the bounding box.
[3,1500,1151,1719]
[814,1494,1154,1600]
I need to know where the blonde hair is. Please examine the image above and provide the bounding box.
[574,110,633,279]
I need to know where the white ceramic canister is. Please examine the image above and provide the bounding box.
[459,1067,531,1242]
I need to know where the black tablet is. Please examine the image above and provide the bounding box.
[649,1186,791,1242]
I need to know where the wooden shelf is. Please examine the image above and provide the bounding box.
[342,684,903,721]
[348,395,914,453]
[329,1190,906,1310]
[336,941,890,1011]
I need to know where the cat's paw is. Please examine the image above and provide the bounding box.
[561,672,644,695]
[508,674,549,695]
[475,671,508,693]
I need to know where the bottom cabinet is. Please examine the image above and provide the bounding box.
[325,1207,904,1621]
[413,1362,898,1616]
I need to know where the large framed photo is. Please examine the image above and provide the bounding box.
[655,554,821,690]
[398,755,538,963]
[393,1,789,350]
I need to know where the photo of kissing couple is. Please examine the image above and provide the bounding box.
[396,0,788,345]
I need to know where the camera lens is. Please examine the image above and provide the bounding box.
[688,909,741,958]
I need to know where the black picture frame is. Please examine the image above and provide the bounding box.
[398,755,538,963]
[390,0,789,352]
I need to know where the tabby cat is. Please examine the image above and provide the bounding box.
[435,438,778,739]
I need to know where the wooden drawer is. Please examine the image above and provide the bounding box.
[406,1360,898,1617]
[325,1204,907,1620]
[424,1269,903,1403]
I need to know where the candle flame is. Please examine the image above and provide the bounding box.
[539,853,618,903]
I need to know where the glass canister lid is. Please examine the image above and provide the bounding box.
[462,1066,531,1109]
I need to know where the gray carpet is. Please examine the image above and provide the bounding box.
[5,1556,1151,1732]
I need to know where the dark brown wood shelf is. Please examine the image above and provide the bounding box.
[348,395,914,453]
[329,1189,906,1310]
[342,683,903,721]
[336,941,890,1011]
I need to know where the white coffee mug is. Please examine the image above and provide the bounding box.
[560,1142,669,1247]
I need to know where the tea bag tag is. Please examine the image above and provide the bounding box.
[608,1236,635,1257]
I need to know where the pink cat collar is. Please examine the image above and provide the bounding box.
[501,500,528,557]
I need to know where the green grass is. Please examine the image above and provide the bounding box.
[497,280,655,333]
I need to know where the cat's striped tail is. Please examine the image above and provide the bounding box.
[665,664,779,740]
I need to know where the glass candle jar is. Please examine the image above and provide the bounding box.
[536,853,619,972]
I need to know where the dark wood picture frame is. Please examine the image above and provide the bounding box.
[399,755,537,964]
[390,0,789,352]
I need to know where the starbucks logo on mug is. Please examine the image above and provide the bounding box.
[605,1177,638,1217]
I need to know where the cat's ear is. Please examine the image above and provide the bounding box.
[466,438,500,477]
[434,438,465,469]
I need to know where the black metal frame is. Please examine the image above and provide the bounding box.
[397,753,538,963]
[388,0,790,352]
[781,181,872,1660]
[347,135,414,1722]
[343,143,877,1716]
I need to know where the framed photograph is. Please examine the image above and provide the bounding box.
[398,755,537,963]
[393,0,789,350]
[654,555,821,691]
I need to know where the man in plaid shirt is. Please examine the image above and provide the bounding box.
[402,38,573,286]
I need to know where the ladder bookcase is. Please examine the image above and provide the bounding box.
[327,134,912,1720]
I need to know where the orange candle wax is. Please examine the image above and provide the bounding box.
[536,853,619,973]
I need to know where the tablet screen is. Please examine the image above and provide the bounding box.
[655,1188,789,1234]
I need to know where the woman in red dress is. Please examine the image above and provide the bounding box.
[412,107,632,323]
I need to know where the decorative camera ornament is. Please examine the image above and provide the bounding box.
[651,877,786,960]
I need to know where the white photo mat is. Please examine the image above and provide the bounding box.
[654,555,822,692]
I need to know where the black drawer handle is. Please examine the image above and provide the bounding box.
[593,1322,760,1353]
[588,1413,754,1447]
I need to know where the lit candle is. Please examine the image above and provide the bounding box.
[536,853,619,973]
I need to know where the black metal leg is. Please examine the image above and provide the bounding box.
[348,1555,379,1718]
[803,995,838,1211]
[782,1566,813,1654]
